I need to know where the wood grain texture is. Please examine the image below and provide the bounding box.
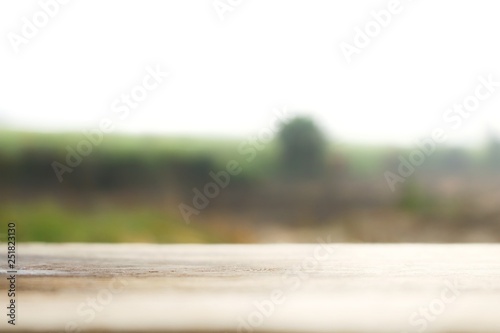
[1,243,500,332]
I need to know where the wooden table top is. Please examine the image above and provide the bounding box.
[1,243,499,332]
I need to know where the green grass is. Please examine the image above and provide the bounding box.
[0,200,235,243]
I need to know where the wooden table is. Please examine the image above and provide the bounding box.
[1,243,499,332]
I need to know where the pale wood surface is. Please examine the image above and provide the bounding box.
[1,243,500,332]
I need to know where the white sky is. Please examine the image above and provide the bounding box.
[1,0,500,146]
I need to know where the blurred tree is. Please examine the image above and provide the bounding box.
[277,116,327,179]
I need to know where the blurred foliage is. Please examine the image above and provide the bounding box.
[399,180,437,215]
[277,117,327,179]
[1,124,500,243]
[487,134,500,169]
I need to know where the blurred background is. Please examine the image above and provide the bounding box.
[1,0,500,243]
